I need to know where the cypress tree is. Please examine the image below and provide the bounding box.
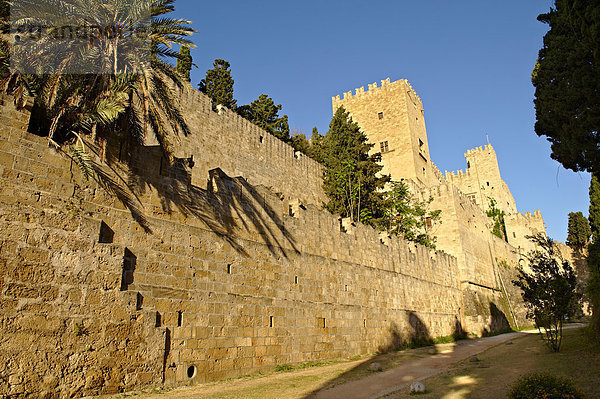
[309,127,325,163]
[566,211,591,251]
[321,107,389,225]
[175,46,193,82]
[532,0,600,172]
[588,173,600,337]
[199,59,237,109]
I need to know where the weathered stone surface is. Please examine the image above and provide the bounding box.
[410,381,426,393]
[0,86,534,397]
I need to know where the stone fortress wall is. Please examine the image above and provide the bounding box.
[332,78,549,332]
[0,79,530,398]
[332,78,547,280]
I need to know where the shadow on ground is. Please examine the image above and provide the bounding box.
[302,312,464,398]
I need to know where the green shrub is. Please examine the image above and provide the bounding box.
[507,373,587,399]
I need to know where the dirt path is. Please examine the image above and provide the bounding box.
[306,331,527,399]
[107,325,585,399]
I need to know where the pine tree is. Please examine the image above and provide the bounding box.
[199,59,236,109]
[321,107,389,225]
[237,94,289,141]
[566,211,591,251]
[176,46,193,82]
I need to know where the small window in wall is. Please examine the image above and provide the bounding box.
[177,311,183,327]
[487,182,490,187]
[269,316,274,328]
[467,161,471,168]
[294,276,298,284]
[513,232,516,239]
[259,135,264,143]
[380,141,389,153]
[227,264,232,274]
[378,112,384,120]
[344,285,348,292]
[364,319,367,328]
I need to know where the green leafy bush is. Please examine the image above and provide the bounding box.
[507,373,587,399]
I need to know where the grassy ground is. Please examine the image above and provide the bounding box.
[386,328,600,399]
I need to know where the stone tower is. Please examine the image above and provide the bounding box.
[332,78,436,186]
[446,144,518,216]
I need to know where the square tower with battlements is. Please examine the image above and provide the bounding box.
[332,78,437,186]
[445,144,518,216]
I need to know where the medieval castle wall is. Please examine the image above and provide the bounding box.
[171,87,326,208]
[333,79,545,292]
[0,91,522,397]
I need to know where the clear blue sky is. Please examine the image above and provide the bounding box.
[173,0,590,242]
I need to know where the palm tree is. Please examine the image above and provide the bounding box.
[1,0,195,230]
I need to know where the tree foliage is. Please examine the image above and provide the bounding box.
[589,174,600,236]
[289,131,311,155]
[486,197,507,242]
[321,107,389,225]
[513,234,582,352]
[199,59,236,109]
[176,46,193,82]
[308,126,326,163]
[2,0,195,230]
[566,211,591,251]
[532,0,600,172]
[508,373,587,399]
[317,108,441,247]
[587,173,600,338]
[237,94,289,141]
[380,181,441,249]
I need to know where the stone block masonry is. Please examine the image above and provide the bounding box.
[0,90,520,397]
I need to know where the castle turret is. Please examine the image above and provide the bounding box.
[446,144,517,216]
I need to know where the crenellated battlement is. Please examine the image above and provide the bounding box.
[175,87,326,206]
[524,210,543,220]
[444,168,474,181]
[465,144,494,157]
[332,78,423,108]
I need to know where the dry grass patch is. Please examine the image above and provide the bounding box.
[387,327,599,399]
